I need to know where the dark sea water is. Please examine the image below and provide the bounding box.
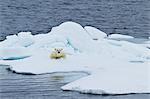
[0,0,150,41]
[0,0,150,99]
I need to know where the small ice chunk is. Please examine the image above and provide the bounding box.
[108,34,134,39]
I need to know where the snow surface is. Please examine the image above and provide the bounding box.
[0,47,31,60]
[0,21,150,95]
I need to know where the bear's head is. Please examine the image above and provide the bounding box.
[50,48,66,59]
[54,48,63,54]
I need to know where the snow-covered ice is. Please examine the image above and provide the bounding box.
[0,47,31,60]
[62,62,150,94]
[0,32,34,48]
[0,21,150,95]
[84,26,107,40]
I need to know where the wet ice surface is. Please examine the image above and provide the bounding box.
[0,65,150,99]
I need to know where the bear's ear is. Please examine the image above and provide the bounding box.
[60,48,63,51]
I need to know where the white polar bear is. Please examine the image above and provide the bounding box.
[50,48,66,59]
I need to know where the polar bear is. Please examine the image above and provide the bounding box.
[50,48,66,59]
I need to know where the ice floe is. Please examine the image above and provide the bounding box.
[0,21,150,95]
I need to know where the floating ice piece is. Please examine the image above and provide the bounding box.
[0,21,150,95]
[62,64,150,94]
[84,26,107,40]
[108,34,134,39]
